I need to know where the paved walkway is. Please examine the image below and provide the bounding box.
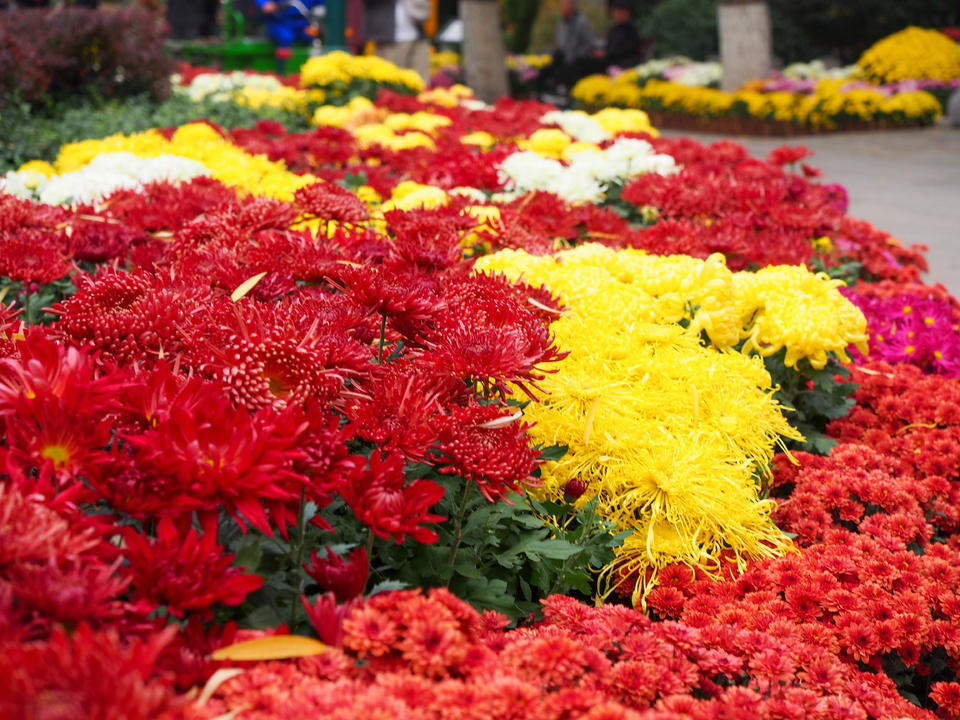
[662,125,960,293]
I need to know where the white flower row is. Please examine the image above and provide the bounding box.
[498,138,678,204]
[172,71,287,103]
[1,152,208,206]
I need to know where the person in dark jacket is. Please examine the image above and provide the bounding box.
[594,0,644,70]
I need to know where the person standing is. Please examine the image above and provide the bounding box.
[363,0,431,81]
[595,0,644,70]
[537,0,596,96]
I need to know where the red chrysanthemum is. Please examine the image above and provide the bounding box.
[122,377,307,534]
[295,180,368,224]
[0,331,130,479]
[0,624,190,720]
[123,518,264,618]
[196,301,371,412]
[0,228,71,285]
[434,404,540,501]
[346,365,451,460]
[340,450,445,544]
[51,269,201,366]
[304,546,369,603]
[424,292,566,398]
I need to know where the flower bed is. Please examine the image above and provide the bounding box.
[2,54,960,720]
[571,26,958,134]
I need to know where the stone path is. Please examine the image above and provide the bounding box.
[662,125,960,293]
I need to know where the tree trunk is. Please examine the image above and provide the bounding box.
[460,0,509,104]
[717,0,773,92]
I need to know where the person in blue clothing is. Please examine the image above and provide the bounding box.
[257,0,326,74]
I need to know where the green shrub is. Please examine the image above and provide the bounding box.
[0,7,173,108]
[641,0,718,60]
[0,94,312,173]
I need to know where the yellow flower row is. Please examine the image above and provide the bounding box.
[51,123,317,201]
[573,75,943,128]
[856,26,960,84]
[299,51,425,94]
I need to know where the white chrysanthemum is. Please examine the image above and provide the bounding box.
[31,152,208,206]
[498,138,677,204]
[604,138,678,177]
[177,71,286,102]
[541,110,612,144]
[0,170,45,199]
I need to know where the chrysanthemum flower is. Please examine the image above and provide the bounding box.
[123,377,307,535]
[339,450,445,544]
[0,228,71,285]
[295,180,368,224]
[122,518,264,618]
[304,546,369,602]
[0,624,188,720]
[197,300,371,412]
[51,269,200,366]
[0,332,130,480]
[434,404,541,501]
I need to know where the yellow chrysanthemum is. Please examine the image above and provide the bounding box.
[591,107,658,137]
[17,160,56,178]
[856,26,960,83]
[475,245,809,603]
[300,51,425,94]
[475,244,870,602]
[461,131,496,150]
[521,128,574,159]
[381,181,449,212]
[382,111,453,135]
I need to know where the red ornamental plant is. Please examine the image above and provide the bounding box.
[199,588,931,720]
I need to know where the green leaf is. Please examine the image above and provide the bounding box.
[502,536,581,562]
[538,443,569,462]
[367,580,408,595]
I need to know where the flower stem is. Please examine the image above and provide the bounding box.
[446,482,473,576]
[289,487,307,628]
[377,313,387,364]
[365,526,376,556]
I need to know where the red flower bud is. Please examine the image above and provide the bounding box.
[304,546,369,603]
[564,478,587,501]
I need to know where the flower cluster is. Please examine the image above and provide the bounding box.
[842,285,960,375]
[200,589,930,720]
[856,26,960,84]
[573,75,943,129]
[4,51,960,718]
[499,138,676,204]
[299,51,426,98]
[620,137,928,282]
[476,243,868,599]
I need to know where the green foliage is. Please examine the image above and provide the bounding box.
[374,471,627,620]
[502,0,543,53]
[809,256,864,286]
[763,349,856,455]
[221,446,625,632]
[880,646,954,712]
[641,0,718,61]
[769,0,960,65]
[0,94,311,173]
[603,181,659,226]
[0,275,78,327]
